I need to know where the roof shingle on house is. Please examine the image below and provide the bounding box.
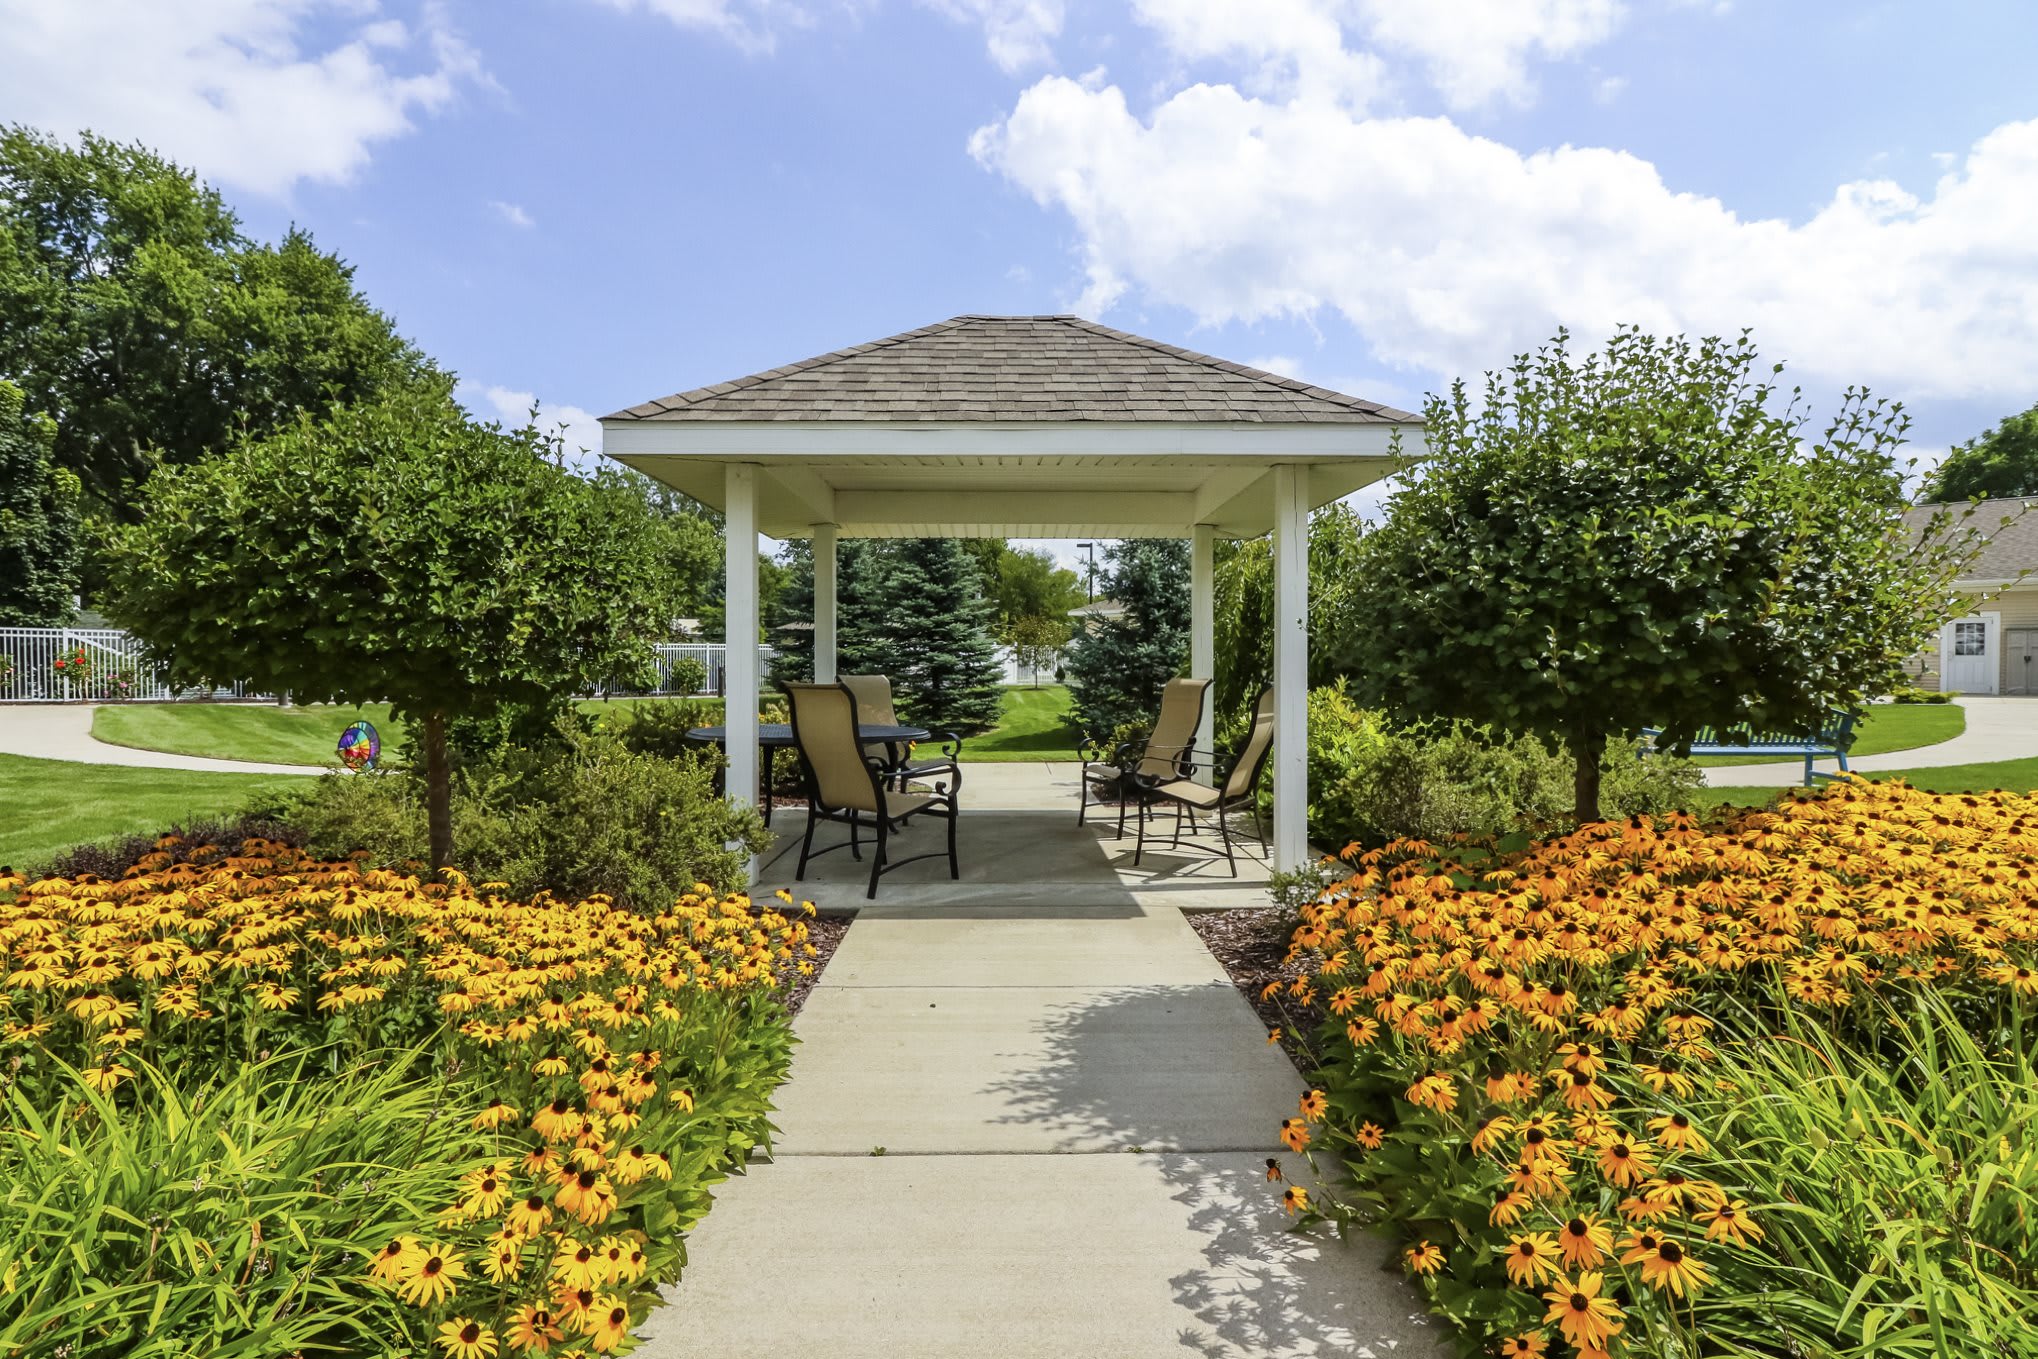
[605,315,1419,425]
[1905,497,2038,580]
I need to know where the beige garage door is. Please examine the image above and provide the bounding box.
[2008,628,2038,695]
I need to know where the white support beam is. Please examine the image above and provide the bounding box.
[724,465,761,877]
[1271,465,1309,869]
[812,522,838,683]
[1191,523,1215,785]
[830,489,1195,532]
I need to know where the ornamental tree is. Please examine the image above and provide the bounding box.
[101,396,671,868]
[1003,614,1071,688]
[1338,327,1984,823]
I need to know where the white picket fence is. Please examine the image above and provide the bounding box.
[0,628,761,704]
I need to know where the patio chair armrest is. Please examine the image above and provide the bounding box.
[1077,731,1114,764]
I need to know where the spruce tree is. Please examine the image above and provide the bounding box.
[1065,538,1191,736]
[859,538,1006,732]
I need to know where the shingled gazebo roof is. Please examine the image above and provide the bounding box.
[605,315,1416,426]
[600,314,1422,539]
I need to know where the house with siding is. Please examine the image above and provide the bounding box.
[1905,498,2038,694]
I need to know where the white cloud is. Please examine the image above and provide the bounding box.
[921,0,1064,72]
[458,381,606,473]
[972,75,2038,403]
[0,1,484,197]
[1354,0,1626,108]
[1593,73,1628,103]
[1127,0,1627,110]
[587,0,838,54]
[488,199,535,228]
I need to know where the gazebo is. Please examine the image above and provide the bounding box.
[601,315,1422,872]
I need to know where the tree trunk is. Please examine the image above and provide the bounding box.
[423,709,453,873]
[1572,724,1606,826]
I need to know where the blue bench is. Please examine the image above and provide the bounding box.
[1642,709,1860,784]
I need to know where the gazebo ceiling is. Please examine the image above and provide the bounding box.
[600,315,1423,538]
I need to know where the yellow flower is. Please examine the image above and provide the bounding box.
[398,1242,467,1307]
[436,1318,499,1359]
[1500,1232,1561,1287]
[1403,1241,1445,1276]
[1542,1272,1623,1350]
[367,1235,421,1285]
[1646,1112,1707,1153]
[1281,1185,1309,1215]
[505,1304,565,1354]
[585,1297,633,1353]
[1635,1238,1711,1298]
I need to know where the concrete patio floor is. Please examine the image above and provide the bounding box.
[635,767,1448,1358]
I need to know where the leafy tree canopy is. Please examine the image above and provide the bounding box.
[100,396,672,866]
[1922,401,2038,502]
[1002,614,1071,688]
[1064,538,1190,736]
[1339,327,1983,822]
[0,125,441,514]
[0,379,81,625]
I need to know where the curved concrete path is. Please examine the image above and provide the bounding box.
[0,704,324,776]
[1701,696,2038,787]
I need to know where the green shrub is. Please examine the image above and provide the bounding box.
[1887,684,1957,704]
[666,654,709,695]
[267,722,768,905]
[1292,682,1702,850]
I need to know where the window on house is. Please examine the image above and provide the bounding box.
[1954,620,1987,657]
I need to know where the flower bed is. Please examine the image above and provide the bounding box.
[1267,781,2038,1358]
[0,837,820,1357]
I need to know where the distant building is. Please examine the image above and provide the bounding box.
[1067,598,1127,628]
[1905,499,2038,695]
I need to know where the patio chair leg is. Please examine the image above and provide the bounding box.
[849,813,861,861]
[946,802,959,880]
[1217,800,1237,876]
[1171,800,1185,849]
[1078,780,1088,826]
[796,803,818,880]
[1134,795,1148,866]
[1253,805,1267,856]
[1117,790,1129,840]
[867,818,887,899]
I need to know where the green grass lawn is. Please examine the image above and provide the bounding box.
[1697,754,2038,815]
[0,753,301,871]
[1691,702,1964,766]
[959,685,1082,762]
[90,696,725,767]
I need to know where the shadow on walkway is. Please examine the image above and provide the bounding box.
[982,984,1450,1359]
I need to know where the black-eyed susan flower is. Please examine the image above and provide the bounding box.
[1555,1215,1612,1270]
[1646,1112,1707,1153]
[436,1318,498,1359]
[1635,1237,1711,1297]
[1697,1200,1764,1246]
[1500,1232,1561,1287]
[1403,1241,1445,1275]
[1542,1272,1623,1350]
[397,1242,466,1306]
[1281,1185,1309,1215]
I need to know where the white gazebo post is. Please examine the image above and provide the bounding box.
[1271,465,1309,868]
[724,465,761,854]
[1190,523,1216,784]
[812,522,838,683]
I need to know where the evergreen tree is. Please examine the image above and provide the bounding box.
[858,538,1005,732]
[0,380,80,625]
[770,538,882,684]
[1064,538,1191,736]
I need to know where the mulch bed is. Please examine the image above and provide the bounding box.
[779,912,850,1019]
[1186,906,1322,1079]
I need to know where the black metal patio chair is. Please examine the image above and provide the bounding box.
[1134,686,1276,876]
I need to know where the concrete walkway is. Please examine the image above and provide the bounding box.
[637,790,1447,1357]
[0,704,323,775]
[1702,696,2038,786]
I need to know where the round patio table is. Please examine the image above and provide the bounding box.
[685,722,930,825]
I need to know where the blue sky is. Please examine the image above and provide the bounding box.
[5,1,2037,562]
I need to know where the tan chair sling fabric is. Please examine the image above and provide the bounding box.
[1137,677,1212,781]
[838,674,899,726]
[784,683,879,813]
[1224,690,1277,800]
